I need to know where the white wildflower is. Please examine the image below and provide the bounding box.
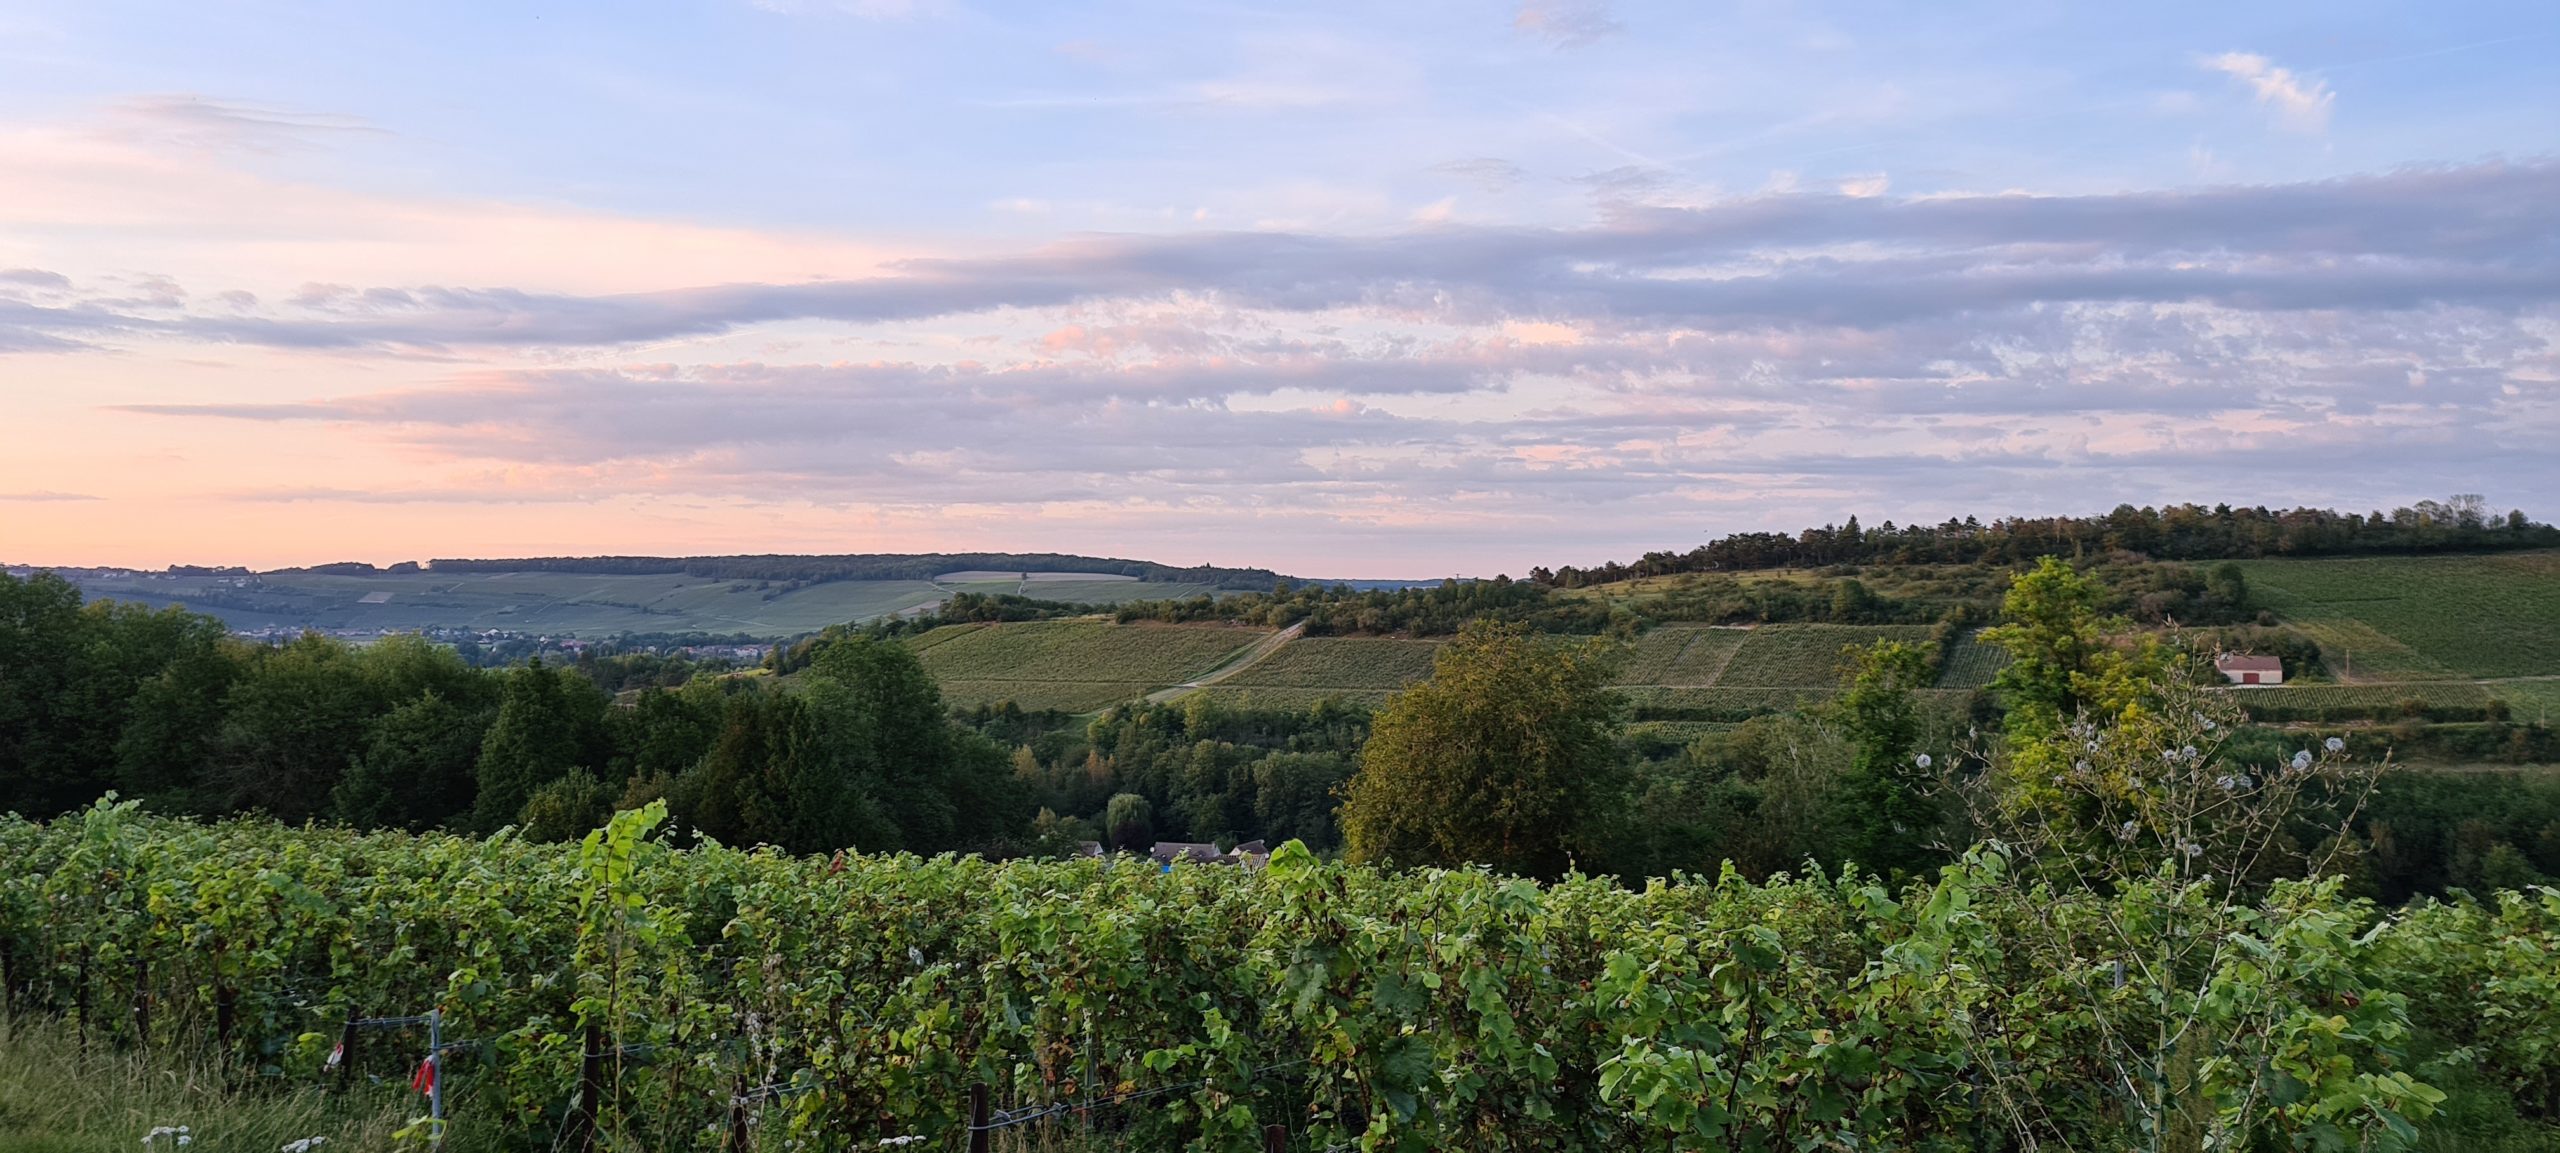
[2180,745,2198,761]
[2215,775,2235,792]
[1913,753,1933,770]
[2292,750,2313,770]
[283,1139,329,1153]
[2118,820,2140,840]
[907,945,925,967]
[2237,774,2254,790]
[2325,736,2346,753]
[2184,842,2204,858]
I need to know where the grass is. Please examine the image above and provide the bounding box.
[2237,551,2560,680]
[2486,680,2560,727]
[64,570,1227,639]
[909,620,1269,710]
[0,1015,438,1153]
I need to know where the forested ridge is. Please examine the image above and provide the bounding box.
[1534,496,2556,587]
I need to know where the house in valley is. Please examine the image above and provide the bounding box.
[2214,653,2284,686]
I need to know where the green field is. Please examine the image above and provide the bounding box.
[2237,551,2560,680]
[63,569,1225,639]
[908,620,1270,710]
[2487,680,2560,726]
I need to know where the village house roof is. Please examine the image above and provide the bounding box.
[1149,840,1271,868]
[2214,653,2283,673]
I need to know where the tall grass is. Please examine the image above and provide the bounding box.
[0,1015,436,1153]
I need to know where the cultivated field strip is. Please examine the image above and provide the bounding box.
[1611,626,1748,685]
[1213,636,1445,690]
[1716,624,1940,687]
[1935,637,2011,689]
[2237,551,2560,680]
[910,620,1270,688]
[934,680,1161,713]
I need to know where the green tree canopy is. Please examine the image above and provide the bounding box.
[1824,639,1942,878]
[470,658,606,831]
[1339,620,1624,877]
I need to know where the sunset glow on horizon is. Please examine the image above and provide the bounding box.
[4,2,2555,575]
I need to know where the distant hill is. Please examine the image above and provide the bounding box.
[420,552,1285,590]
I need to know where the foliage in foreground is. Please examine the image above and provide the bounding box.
[8,797,2559,1153]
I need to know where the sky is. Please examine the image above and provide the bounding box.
[0,1,2555,577]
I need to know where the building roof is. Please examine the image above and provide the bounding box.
[2214,653,2283,673]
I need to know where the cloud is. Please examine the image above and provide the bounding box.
[1431,158,1526,192]
[20,152,2560,565]
[2202,52,2335,133]
[11,160,2558,354]
[1,268,72,290]
[109,94,381,154]
[0,490,102,501]
[1515,0,1622,48]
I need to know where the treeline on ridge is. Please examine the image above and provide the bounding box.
[1534,496,2554,587]
[1107,558,2259,637]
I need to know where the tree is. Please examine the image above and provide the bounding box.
[332,691,492,830]
[1103,791,1155,851]
[1980,557,2117,729]
[213,634,386,822]
[470,659,604,831]
[0,572,94,817]
[803,635,961,848]
[1339,620,1623,877]
[1825,640,1942,878]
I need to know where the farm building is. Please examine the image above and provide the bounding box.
[2214,653,2285,686]
[1150,839,1270,868]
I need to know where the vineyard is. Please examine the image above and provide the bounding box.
[1609,627,1747,685]
[2237,552,2560,679]
[3,801,2541,1150]
[1211,637,1445,690]
[1933,638,2010,689]
[908,621,1270,711]
[1713,625,1940,688]
[2223,682,2496,715]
